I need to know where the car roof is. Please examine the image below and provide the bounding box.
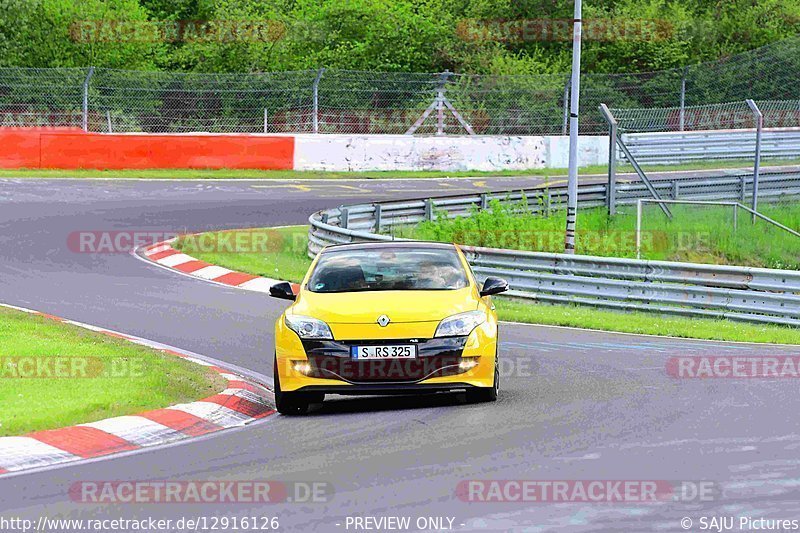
[320,241,458,253]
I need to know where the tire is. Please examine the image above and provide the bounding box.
[466,350,499,404]
[273,357,311,415]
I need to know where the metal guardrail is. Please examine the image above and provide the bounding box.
[621,128,800,165]
[308,169,800,326]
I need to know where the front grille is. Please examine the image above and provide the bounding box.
[300,337,467,383]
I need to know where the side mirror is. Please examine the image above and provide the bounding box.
[480,277,508,297]
[269,281,296,301]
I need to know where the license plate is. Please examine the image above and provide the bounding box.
[351,345,416,360]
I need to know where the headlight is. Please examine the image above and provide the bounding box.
[434,310,485,338]
[285,315,333,339]
[292,361,313,375]
[459,357,480,371]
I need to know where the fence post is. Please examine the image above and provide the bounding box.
[679,67,688,132]
[82,66,94,132]
[746,99,763,222]
[544,190,551,216]
[312,68,326,134]
[739,175,747,203]
[106,110,112,133]
[436,70,452,136]
[599,104,617,215]
[263,108,268,133]
[561,78,570,135]
[636,199,642,259]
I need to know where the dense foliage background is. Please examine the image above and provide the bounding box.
[0,0,798,74]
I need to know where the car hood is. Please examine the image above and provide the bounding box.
[290,286,478,324]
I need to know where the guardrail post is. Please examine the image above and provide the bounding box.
[82,66,94,132]
[339,207,349,229]
[599,104,617,215]
[321,213,329,224]
[480,193,488,210]
[746,99,763,222]
[672,180,679,199]
[312,68,325,134]
[424,198,434,220]
[374,203,382,233]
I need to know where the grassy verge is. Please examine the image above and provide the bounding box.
[174,225,800,345]
[173,226,312,282]
[0,307,226,436]
[0,158,797,179]
[400,199,800,270]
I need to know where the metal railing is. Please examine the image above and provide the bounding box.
[621,128,800,164]
[308,169,800,326]
[634,199,800,258]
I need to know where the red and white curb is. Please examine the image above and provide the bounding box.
[140,239,299,295]
[0,303,275,476]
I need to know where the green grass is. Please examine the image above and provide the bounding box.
[175,225,800,345]
[0,158,797,179]
[174,226,313,282]
[401,198,800,270]
[0,308,226,436]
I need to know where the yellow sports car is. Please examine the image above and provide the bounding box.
[269,241,508,415]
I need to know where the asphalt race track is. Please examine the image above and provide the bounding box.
[2,176,800,532]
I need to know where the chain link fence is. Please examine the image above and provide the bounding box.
[0,35,798,135]
[609,99,800,133]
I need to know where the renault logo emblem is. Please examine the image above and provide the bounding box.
[377,314,391,327]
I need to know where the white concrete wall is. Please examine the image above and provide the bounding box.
[543,135,609,169]
[294,134,609,172]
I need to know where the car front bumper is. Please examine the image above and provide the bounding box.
[275,316,498,393]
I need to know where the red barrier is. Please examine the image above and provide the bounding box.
[0,129,295,170]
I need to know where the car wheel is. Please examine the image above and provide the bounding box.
[273,357,311,415]
[466,351,499,403]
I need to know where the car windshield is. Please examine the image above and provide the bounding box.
[307,247,469,293]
